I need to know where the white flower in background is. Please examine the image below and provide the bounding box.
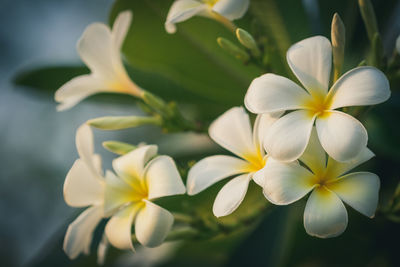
[262,128,380,238]
[104,145,186,250]
[55,11,142,111]
[165,0,249,34]
[245,36,390,163]
[187,107,281,217]
[63,124,106,260]
[396,35,400,54]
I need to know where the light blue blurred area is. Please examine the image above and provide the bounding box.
[0,0,114,265]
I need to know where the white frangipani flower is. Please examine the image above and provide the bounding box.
[104,145,186,250]
[165,0,249,34]
[55,11,142,111]
[245,36,390,163]
[262,128,380,238]
[63,124,106,260]
[396,35,400,54]
[187,106,281,217]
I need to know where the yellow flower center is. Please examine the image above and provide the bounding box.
[243,150,266,173]
[202,0,219,7]
[303,92,333,119]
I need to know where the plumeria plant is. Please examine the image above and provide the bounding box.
[15,0,400,265]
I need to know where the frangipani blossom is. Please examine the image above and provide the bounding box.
[396,35,400,54]
[104,145,186,250]
[262,128,380,238]
[63,124,106,260]
[165,0,249,34]
[187,107,281,217]
[245,36,390,162]
[55,11,142,111]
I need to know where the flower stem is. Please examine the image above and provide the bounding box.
[210,12,237,34]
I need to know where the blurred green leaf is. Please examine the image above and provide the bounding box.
[110,0,261,107]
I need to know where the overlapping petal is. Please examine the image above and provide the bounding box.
[299,128,326,175]
[165,0,207,34]
[263,159,315,205]
[212,173,251,217]
[145,156,186,200]
[304,187,348,238]
[326,147,374,178]
[209,107,256,159]
[253,112,283,152]
[77,23,118,78]
[329,66,390,110]
[63,159,104,207]
[328,172,380,218]
[135,200,174,247]
[187,155,249,195]
[316,111,368,162]
[113,145,157,187]
[286,36,332,96]
[104,171,136,215]
[212,0,249,20]
[63,206,103,259]
[245,73,311,113]
[264,110,316,162]
[105,204,140,251]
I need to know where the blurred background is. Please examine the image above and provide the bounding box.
[1,0,400,266]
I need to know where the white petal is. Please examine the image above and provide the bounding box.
[286,36,332,96]
[252,163,267,186]
[209,107,257,160]
[105,204,140,250]
[329,66,390,109]
[77,23,122,78]
[63,159,104,207]
[264,110,316,162]
[212,0,249,20]
[104,170,135,216]
[145,156,186,200]
[187,155,250,195]
[63,206,103,259]
[326,147,375,178]
[299,127,326,175]
[263,159,315,205]
[245,73,311,114]
[396,35,400,54]
[304,187,348,238]
[97,234,109,266]
[55,75,107,111]
[165,0,206,34]
[135,200,174,247]
[112,10,132,50]
[113,145,158,187]
[316,111,368,162]
[327,172,380,218]
[212,174,251,217]
[75,124,102,175]
[253,112,283,152]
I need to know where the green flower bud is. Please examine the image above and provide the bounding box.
[331,13,345,82]
[102,141,136,155]
[217,37,250,63]
[236,28,261,57]
[87,115,161,130]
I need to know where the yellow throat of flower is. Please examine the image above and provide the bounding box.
[303,92,333,119]
[202,0,219,7]
[243,150,266,173]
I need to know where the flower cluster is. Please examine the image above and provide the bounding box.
[63,124,185,262]
[56,0,394,264]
